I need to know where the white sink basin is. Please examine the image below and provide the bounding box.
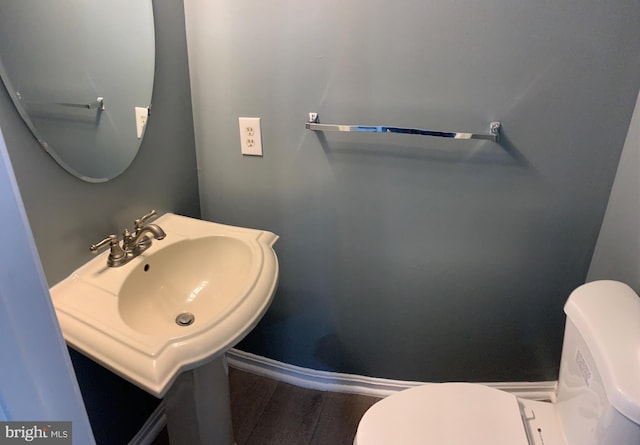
[50,213,279,397]
[118,236,254,337]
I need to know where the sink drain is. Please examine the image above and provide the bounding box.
[175,312,195,326]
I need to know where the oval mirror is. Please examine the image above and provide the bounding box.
[0,1,155,182]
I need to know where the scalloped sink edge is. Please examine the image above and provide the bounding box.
[50,213,279,397]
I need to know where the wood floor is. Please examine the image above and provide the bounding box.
[152,367,380,445]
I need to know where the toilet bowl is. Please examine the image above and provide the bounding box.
[354,281,640,445]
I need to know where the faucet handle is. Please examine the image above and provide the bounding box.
[90,234,120,254]
[134,209,158,230]
[90,234,126,266]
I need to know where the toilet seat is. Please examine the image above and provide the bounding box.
[354,383,530,445]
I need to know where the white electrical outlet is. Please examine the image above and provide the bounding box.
[239,117,262,156]
[135,107,149,139]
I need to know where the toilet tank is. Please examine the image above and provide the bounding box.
[556,280,640,445]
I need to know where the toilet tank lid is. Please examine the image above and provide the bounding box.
[564,280,640,424]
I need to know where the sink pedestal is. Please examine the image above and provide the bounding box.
[49,214,279,442]
[164,356,234,445]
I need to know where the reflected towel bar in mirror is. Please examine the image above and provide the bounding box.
[305,113,501,142]
[20,95,105,110]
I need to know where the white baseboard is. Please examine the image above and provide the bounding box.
[128,402,166,445]
[131,348,557,443]
[226,348,557,401]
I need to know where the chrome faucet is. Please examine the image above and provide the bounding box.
[90,210,166,267]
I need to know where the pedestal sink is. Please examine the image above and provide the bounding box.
[50,213,279,444]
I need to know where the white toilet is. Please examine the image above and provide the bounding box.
[354,280,640,445]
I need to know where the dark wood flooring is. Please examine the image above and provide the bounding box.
[152,367,380,445]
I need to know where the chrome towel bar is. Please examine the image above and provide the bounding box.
[21,96,105,110]
[305,113,501,142]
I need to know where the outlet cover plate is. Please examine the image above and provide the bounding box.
[239,117,262,156]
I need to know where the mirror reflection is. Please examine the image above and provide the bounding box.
[0,1,155,182]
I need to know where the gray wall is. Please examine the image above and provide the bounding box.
[185,0,640,382]
[588,91,640,291]
[0,1,199,443]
